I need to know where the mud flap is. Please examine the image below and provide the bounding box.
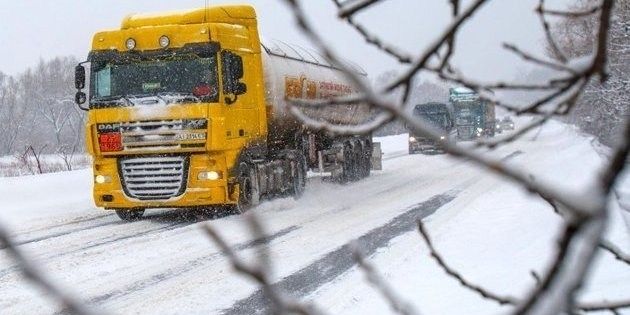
[371,142,383,170]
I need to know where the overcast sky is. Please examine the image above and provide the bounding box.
[0,0,566,81]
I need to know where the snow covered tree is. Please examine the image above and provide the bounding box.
[551,0,629,145]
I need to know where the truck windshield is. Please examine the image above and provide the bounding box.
[418,113,449,130]
[90,55,219,107]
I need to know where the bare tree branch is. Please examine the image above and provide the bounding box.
[599,239,630,265]
[338,0,387,18]
[417,220,520,306]
[330,0,413,64]
[0,223,100,315]
[351,243,420,315]
[385,0,490,92]
[502,43,575,74]
[202,213,324,315]
[578,299,630,313]
[536,0,569,63]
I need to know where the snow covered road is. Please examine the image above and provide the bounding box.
[1,120,629,314]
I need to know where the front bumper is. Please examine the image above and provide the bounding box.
[92,153,236,209]
[409,141,445,153]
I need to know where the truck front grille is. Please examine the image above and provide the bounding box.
[120,156,189,200]
[119,119,207,152]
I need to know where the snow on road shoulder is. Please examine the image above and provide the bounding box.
[375,133,409,159]
[308,119,630,314]
[0,118,628,315]
[0,168,97,230]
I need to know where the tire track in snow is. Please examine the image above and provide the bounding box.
[2,219,122,250]
[18,213,112,235]
[0,208,231,279]
[57,225,300,313]
[0,221,191,280]
[222,193,456,315]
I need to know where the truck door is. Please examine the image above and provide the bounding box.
[220,50,260,146]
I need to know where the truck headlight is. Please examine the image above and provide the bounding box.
[440,136,445,140]
[95,175,111,184]
[409,136,416,142]
[198,171,221,181]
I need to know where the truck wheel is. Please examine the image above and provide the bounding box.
[232,162,258,214]
[115,209,144,221]
[352,145,362,181]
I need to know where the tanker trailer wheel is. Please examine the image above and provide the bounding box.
[115,209,145,221]
[359,143,371,178]
[341,143,353,183]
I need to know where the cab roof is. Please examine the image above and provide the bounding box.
[121,5,257,29]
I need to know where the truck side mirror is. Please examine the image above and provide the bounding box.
[75,91,87,105]
[75,65,86,90]
[222,51,247,100]
[231,54,244,81]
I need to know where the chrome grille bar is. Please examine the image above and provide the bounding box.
[120,156,188,200]
[118,119,207,152]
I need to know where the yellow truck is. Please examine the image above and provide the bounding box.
[73,5,381,221]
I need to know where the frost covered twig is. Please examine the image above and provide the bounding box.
[599,240,630,265]
[536,0,569,63]
[279,1,628,314]
[578,299,630,314]
[502,43,575,74]
[351,244,420,315]
[419,220,630,314]
[417,220,520,306]
[330,0,412,64]
[202,213,323,315]
[337,0,385,18]
[0,223,100,315]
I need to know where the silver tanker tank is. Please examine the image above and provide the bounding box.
[260,40,371,143]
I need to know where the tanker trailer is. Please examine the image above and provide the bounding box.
[72,5,381,220]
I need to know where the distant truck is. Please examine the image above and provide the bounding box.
[449,87,496,140]
[73,5,381,220]
[408,102,455,154]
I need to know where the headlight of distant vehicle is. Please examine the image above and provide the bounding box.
[409,136,416,142]
[440,136,445,140]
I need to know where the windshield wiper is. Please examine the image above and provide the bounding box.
[157,92,201,104]
[91,95,131,107]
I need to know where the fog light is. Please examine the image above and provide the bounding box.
[159,35,170,48]
[95,175,111,184]
[198,171,221,180]
[125,38,136,50]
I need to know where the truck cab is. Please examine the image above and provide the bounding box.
[408,102,455,154]
[449,87,495,140]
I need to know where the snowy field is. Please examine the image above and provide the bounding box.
[0,154,91,177]
[0,118,629,314]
